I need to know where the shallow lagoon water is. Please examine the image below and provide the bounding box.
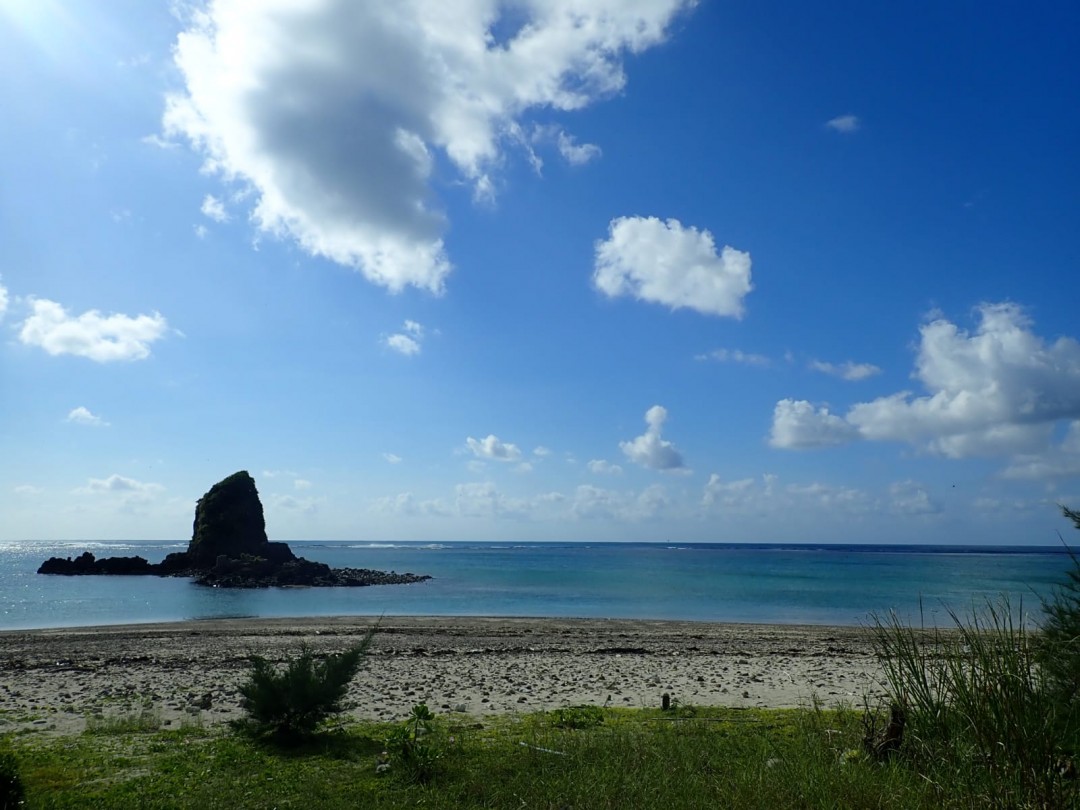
[0,540,1071,630]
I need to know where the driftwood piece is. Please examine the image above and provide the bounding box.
[862,704,906,762]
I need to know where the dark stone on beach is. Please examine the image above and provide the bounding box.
[38,470,431,589]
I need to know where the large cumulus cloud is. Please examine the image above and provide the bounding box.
[164,0,695,292]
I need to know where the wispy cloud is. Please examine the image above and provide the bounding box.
[696,348,770,366]
[808,359,881,381]
[825,114,860,133]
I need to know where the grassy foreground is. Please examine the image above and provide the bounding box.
[1,704,981,809]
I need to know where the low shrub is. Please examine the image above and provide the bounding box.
[385,703,443,783]
[235,627,374,743]
[549,704,605,729]
[0,749,25,809]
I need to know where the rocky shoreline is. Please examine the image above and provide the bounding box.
[0,616,886,736]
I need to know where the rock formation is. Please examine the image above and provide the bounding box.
[38,471,431,589]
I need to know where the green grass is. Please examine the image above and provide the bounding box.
[3,705,960,809]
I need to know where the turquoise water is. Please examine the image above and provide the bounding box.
[0,541,1073,630]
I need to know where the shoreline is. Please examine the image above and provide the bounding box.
[0,616,886,736]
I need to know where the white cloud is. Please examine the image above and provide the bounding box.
[75,475,165,512]
[556,130,601,165]
[384,334,421,356]
[848,303,1080,455]
[165,1,693,293]
[466,434,523,462]
[809,359,881,381]
[888,480,942,516]
[78,474,162,495]
[270,494,321,514]
[771,304,1080,460]
[382,453,403,464]
[13,485,43,497]
[533,446,552,457]
[18,298,168,362]
[620,405,686,471]
[1001,421,1080,480]
[294,478,312,490]
[786,482,873,514]
[194,224,209,239]
[769,399,858,449]
[594,216,752,317]
[66,406,108,427]
[372,492,450,517]
[826,114,859,133]
[696,348,769,366]
[587,459,623,475]
[383,320,425,355]
[200,193,229,223]
[572,483,670,521]
[0,278,8,322]
[702,474,755,507]
[455,482,528,519]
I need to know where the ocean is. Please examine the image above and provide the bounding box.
[0,541,1073,631]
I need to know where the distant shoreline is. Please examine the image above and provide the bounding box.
[0,616,885,736]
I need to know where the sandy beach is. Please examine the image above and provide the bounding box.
[0,617,885,736]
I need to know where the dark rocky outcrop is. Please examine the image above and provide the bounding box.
[38,471,431,589]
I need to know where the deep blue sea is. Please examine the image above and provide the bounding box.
[0,541,1074,631]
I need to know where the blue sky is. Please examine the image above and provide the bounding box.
[2,0,1078,544]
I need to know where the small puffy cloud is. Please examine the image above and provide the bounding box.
[19,298,168,362]
[594,216,752,318]
[66,406,108,427]
[587,459,623,475]
[696,348,769,366]
[533,446,552,458]
[200,194,229,223]
[620,405,686,471]
[556,130,601,166]
[0,278,7,322]
[769,399,858,449]
[164,1,694,293]
[826,114,859,133]
[294,478,313,490]
[466,434,523,462]
[382,453,403,464]
[194,224,209,239]
[384,334,421,356]
[771,303,1080,460]
[382,320,425,355]
[808,359,881,381]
